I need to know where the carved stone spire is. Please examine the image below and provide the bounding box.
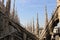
[15,12,18,23]
[15,8,20,24]
[12,0,15,19]
[45,6,48,26]
[32,17,34,33]
[36,13,39,37]
[5,0,11,17]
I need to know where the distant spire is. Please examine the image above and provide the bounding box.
[26,21,32,32]
[15,8,20,24]
[36,13,39,37]
[45,5,48,26]
[15,13,19,23]
[32,17,34,33]
[30,21,32,32]
[5,0,11,17]
[26,23,29,30]
[12,0,15,19]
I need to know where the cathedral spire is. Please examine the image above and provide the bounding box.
[5,0,11,17]
[32,17,34,33]
[36,13,39,37]
[15,8,20,24]
[12,0,15,19]
[45,5,48,26]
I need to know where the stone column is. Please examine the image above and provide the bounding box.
[23,33,26,40]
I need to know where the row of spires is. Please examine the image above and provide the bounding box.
[0,0,48,37]
[25,6,48,37]
[0,0,20,24]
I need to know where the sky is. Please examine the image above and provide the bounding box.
[4,0,56,27]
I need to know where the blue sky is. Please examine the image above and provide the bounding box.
[5,0,56,27]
